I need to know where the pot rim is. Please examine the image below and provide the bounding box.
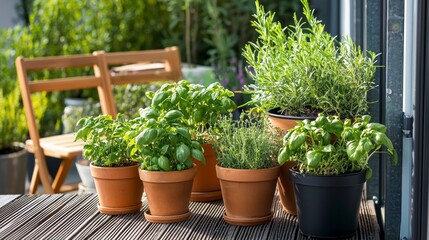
[139,163,197,183]
[216,164,280,182]
[267,108,318,120]
[0,142,26,159]
[90,163,140,179]
[289,168,367,187]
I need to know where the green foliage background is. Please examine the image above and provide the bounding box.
[0,0,301,142]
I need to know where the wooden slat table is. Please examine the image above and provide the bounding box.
[0,193,379,239]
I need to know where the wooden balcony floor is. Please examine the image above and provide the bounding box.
[0,193,379,239]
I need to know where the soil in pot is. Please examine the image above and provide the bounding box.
[90,164,143,215]
[216,165,280,226]
[290,169,366,238]
[139,164,197,223]
[191,143,221,201]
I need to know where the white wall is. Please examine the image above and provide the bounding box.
[0,0,23,29]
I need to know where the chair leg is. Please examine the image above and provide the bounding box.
[52,157,75,193]
[29,164,40,194]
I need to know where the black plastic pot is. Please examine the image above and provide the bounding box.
[290,169,366,238]
[0,143,27,194]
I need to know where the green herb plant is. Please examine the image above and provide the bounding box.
[74,114,135,167]
[0,85,27,154]
[243,0,377,117]
[146,80,236,142]
[278,114,398,179]
[127,107,206,171]
[214,114,281,169]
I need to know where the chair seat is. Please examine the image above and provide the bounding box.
[25,133,84,159]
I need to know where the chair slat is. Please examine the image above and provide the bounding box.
[29,76,102,93]
[24,55,98,70]
[110,71,174,85]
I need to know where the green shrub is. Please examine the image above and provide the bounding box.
[0,84,29,151]
[0,0,171,136]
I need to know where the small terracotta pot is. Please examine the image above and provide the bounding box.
[90,164,143,215]
[139,164,197,223]
[216,165,280,226]
[191,143,222,201]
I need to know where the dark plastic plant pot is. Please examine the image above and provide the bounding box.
[0,143,27,194]
[290,169,366,238]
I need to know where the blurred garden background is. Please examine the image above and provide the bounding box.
[0,0,311,140]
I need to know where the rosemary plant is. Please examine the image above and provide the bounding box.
[243,0,377,117]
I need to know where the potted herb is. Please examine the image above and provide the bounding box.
[127,106,206,223]
[214,114,281,226]
[242,0,378,214]
[278,114,397,238]
[146,80,236,201]
[0,85,28,194]
[74,114,143,215]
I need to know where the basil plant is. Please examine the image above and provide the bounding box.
[126,107,206,171]
[74,114,135,167]
[278,114,398,179]
[146,80,236,142]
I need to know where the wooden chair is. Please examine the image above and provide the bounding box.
[94,46,182,117]
[15,54,115,194]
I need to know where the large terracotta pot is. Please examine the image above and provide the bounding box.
[90,164,143,215]
[139,164,197,223]
[268,108,316,216]
[216,165,280,226]
[191,143,221,201]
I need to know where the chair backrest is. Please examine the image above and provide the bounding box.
[15,55,116,171]
[94,46,182,117]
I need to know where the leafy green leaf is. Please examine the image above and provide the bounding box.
[158,156,170,171]
[191,149,206,164]
[164,110,184,122]
[288,132,306,150]
[177,127,191,141]
[278,147,290,165]
[176,143,191,163]
[306,150,322,168]
[136,128,158,145]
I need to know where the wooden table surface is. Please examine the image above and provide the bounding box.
[0,193,379,239]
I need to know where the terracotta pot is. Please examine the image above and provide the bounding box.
[277,161,298,215]
[90,164,143,215]
[191,143,222,201]
[139,164,197,223]
[267,108,316,216]
[216,165,280,226]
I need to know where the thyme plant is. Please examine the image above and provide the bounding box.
[243,0,377,117]
[214,114,281,169]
